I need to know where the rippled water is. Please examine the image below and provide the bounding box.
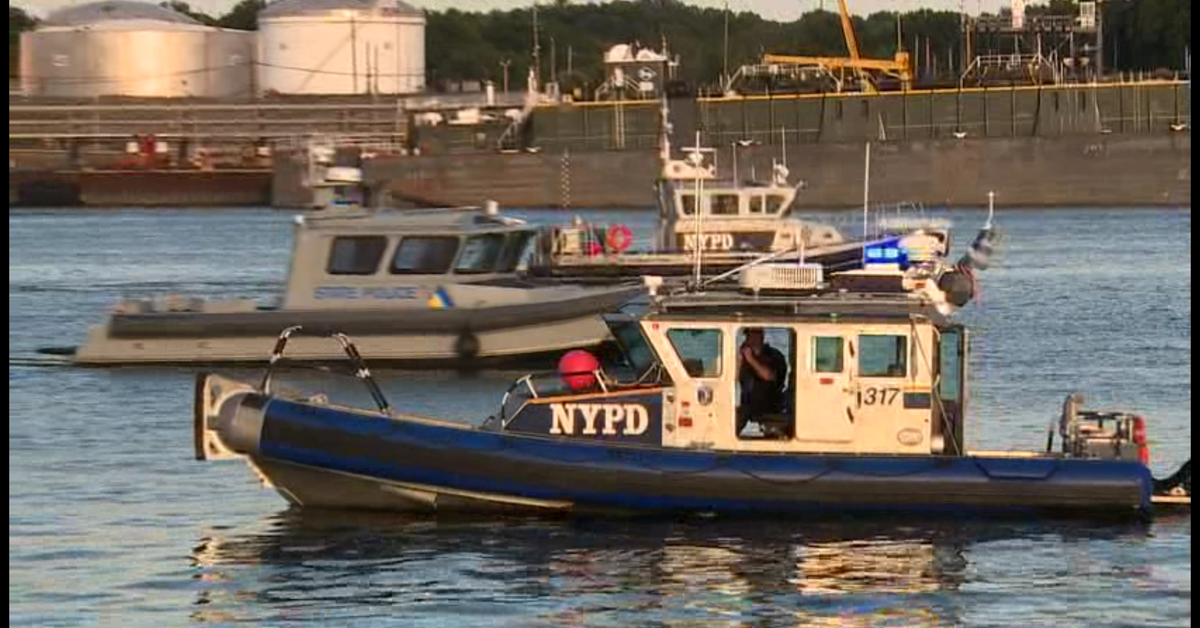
[9,207,1191,627]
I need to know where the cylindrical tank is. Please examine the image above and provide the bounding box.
[19,1,254,99]
[257,0,425,96]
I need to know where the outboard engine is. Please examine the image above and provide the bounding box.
[1053,394,1192,498]
[1054,393,1149,464]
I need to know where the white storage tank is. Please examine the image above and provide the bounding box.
[257,0,425,95]
[19,0,254,98]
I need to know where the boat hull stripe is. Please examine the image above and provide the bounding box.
[253,399,1152,514]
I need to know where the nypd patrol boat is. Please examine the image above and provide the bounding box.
[66,198,640,367]
[529,99,952,281]
[194,214,1191,517]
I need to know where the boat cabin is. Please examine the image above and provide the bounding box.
[656,179,846,254]
[496,288,969,457]
[280,207,539,311]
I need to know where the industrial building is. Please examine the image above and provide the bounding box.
[256,0,426,96]
[18,0,254,99]
[595,43,678,101]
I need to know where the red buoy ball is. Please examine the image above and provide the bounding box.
[558,350,600,391]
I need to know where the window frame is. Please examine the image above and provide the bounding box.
[325,235,389,276]
[812,335,845,374]
[497,231,535,272]
[665,327,724,379]
[680,193,697,216]
[938,327,963,402]
[608,319,659,376]
[454,233,508,274]
[711,193,740,216]
[389,235,461,275]
[856,333,909,378]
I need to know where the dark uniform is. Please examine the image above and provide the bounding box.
[737,342,789,435]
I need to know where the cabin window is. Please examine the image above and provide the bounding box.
[390,236,459,274]
[455,233,506,273]
[609,320,657,375]
[681,193,697,216]
[498,231,535,271]
[327,236,388,275]
[857,334,908,378]
[712,194,739,216]
[939,328,963,402]
[749,195,764,214]
[812,336,844,373]
[666,328,722,378]
[765,194,787,215]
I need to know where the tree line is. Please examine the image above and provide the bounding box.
[10,0,1191,86]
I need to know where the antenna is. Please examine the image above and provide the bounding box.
[896,11,903,53]
[658,95,672,164]
[861,141,871,263]
[732,141,739,189]
[722,0,730,89]
[531,2,541,89]
[780,126,787,172]
[689,131,705,287]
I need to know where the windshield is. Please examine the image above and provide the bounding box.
[607,318,658,375]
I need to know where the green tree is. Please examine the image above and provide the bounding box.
[1105,0,1191,72]
[159,0,216,25]
[215,0,266,31]
[8,0,1192,85]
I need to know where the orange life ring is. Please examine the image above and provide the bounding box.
[606,224,633,253]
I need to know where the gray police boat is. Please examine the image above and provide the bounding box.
[194,213,1191,518]
[69,199,639,367]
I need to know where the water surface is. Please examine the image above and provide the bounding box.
[9,207,1191,627]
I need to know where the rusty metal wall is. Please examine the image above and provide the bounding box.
[528,81,1191,152]
[354,133,1189,210]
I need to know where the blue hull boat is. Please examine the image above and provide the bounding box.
[195,215,1189,518]
[197,381,1157,517]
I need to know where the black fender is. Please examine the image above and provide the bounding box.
[454,329,481,359]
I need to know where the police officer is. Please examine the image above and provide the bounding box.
[737,328,788,436]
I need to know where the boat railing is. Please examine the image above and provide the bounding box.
[806,201,951,240]
[258,326,392,416]
[495,367,664,428]
[535,222,640,259]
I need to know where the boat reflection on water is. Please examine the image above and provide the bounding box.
[188,510,1167,626]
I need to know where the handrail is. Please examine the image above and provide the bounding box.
[259,326,391,415]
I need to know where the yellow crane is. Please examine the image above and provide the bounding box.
[761,0,911,94]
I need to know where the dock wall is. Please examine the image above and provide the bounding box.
[442,81,1190,153]
[350,133,1190,209]
[10,170,272,207]
[9,81,1192,208]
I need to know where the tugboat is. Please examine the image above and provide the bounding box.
[194,206,1190,517]
[65,166,641,366]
